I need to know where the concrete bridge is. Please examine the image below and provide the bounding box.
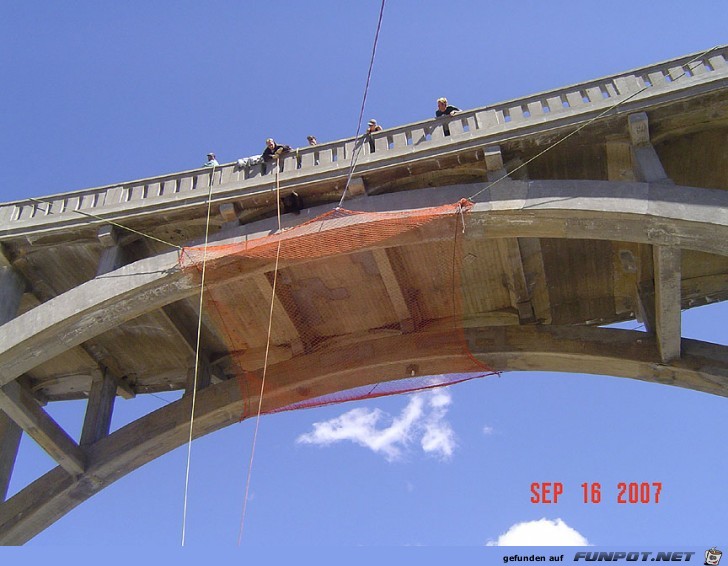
[1,46,728,543]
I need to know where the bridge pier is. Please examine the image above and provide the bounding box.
[0,249,25,502]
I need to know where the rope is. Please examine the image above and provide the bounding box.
[338,0,386,207]
[180,165,217,546]
[237,164,284,545]
[468,45,720,202]
[27,196,183,251]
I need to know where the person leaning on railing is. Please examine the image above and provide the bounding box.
[436,97,460,136]
[435,97,460,117]
[261,138,291,161]
[365,119,383,152]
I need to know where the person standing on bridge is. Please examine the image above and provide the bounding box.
[365,119,383,152]
[203,152,219,167]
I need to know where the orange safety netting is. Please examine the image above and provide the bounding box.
[180,199,497,418]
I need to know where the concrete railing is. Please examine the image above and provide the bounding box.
[2,45,727,232]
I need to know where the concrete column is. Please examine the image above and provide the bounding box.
[628,113,673,184]
[0,253,24,501]
[80,371,117,447]
[653,246,682,363]
[0,265,24,327]
[0,412,22,502]
[185,356,212,396]
[97,225,130,276]
[484,145,509,182]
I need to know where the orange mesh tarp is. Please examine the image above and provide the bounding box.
[180,200,496,416]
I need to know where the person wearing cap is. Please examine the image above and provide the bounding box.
[203,152,219,167]
[366,119,382,133]
[435,97,460,117]
[306,135,318,146]
[365,119,383,152]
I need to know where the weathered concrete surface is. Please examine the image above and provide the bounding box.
[0,181,726,390]
[0,325,725,544]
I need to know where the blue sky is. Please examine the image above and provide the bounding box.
[1,0,727,559]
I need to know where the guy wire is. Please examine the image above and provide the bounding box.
[27,196,182,251]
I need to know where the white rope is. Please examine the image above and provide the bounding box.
[237,164,284,545]
[338,0,387,207]
[180,164,217,546]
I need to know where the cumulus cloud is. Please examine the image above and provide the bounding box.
[296,389,456,461]
[486,518,590,546]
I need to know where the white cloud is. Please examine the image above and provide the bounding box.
[486,518,590,546]
[482,425,494,436]
[296,389,456,461]
[420,389,456,459]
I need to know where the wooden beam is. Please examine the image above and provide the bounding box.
[0,381,85,475]
[80,371,116,447]
[653,245,682,362]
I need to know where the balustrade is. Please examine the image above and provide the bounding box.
[1,47,726,230]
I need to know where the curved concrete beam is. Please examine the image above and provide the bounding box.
[1,180,727,391]
[1,324,726,544]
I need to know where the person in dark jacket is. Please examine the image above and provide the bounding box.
[365,119,383,152]
[436,97,460,117]
[261,138,291,162]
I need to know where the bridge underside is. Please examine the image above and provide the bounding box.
[0,178,727,543]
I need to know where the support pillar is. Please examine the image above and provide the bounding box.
[97,225,130,276]
[628,113,673,184]
[484,145,509,183]
[0,251,24,501]
[0,412,21,502]
[80,370,117,447]
[653,246,682,363]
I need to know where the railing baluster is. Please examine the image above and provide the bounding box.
[3,46,727,229]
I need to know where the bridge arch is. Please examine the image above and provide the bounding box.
[1,179,727,543]
[2,179,727,389]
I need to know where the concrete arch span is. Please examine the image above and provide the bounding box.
[1,178,728,542]
[2,179,727,389]
[1,324,726,544]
